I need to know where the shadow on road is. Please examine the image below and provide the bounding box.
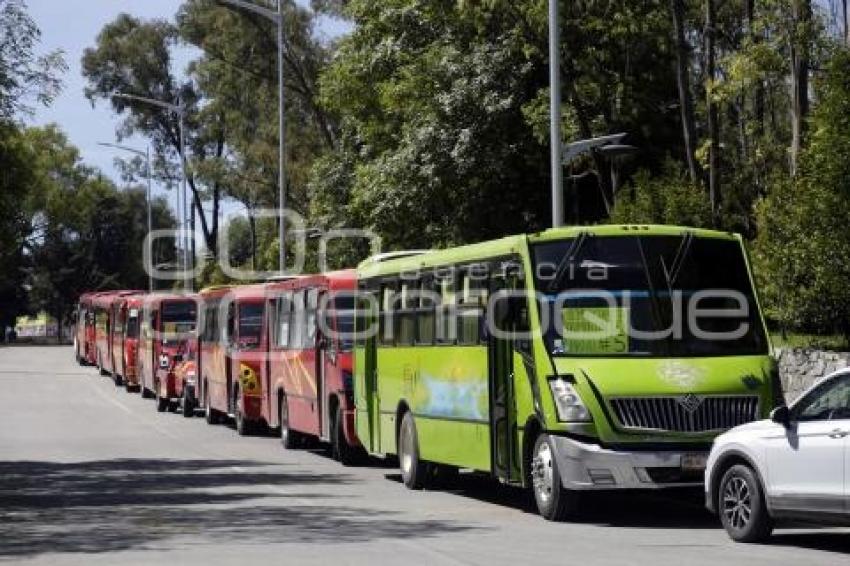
[387,471,715,527]
[767,530,850,555]
[0,458,479,559]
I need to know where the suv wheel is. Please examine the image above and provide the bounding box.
[718,464,773,542]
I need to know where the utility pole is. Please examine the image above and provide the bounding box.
[112,93,192,291]
[98,142,154,292]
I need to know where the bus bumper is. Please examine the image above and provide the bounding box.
[549,435,707,490]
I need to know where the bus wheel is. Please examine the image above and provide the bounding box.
[531,434,581,521]
[155,381,168,413]
[141,385,153,399]
[399,412,430,489]
[279,394,301,449]
[332,404,360,466]
[204,385,221,425]
[181,389,195,418]
[235,388,252,436]
[113,373,123,387]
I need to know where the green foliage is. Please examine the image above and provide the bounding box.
[0,0,66,118]
[23,125,177,330]
[754,49,850,337]
[610,161,712,228]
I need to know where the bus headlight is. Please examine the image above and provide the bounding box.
[548,377,591,422]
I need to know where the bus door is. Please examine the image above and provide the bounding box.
[488,265,519,482]
[225,301,236,414]
[313,289,331,439]
[363,286,382,453]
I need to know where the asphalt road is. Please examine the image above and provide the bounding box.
[0,345,848,565]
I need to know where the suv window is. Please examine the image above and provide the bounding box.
[794,373,850,421]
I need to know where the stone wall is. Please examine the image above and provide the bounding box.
[775,348,850,403]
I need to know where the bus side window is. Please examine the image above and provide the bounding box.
[379,282,396,346]
[396,280,416,346]
[436,269,458,345]
[306,289,318,348]
[289,291,306,349]
[458,264,488,345]
[416,276,435,346]
[277,293,292,349]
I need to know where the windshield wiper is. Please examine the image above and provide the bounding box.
[661,231,694,291]
[635,236,668,354]
[546,231,589,293]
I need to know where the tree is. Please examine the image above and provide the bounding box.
[670,0,701,184]
[82,13,223,258]
[789,0,812,175]
[0,0,65,118]
[24,125,177,338]
[0,122,36,334]
[754,48,850,337]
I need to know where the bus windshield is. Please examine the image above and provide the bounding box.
[125,313,139,338]
[160,300,197,345]
[327,294,357,352]
[237,303,263,349]
[531,235,768,357]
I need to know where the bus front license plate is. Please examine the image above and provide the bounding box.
[681,453,707,471]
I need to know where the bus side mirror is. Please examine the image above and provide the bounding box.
[770,405,791,428]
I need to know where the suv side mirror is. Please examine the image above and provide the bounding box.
[770,405,791,427]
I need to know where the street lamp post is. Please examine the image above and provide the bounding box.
[217,0,287,273]
[112,93,192,292]
[98,142,154,292]
[549,0,564,228]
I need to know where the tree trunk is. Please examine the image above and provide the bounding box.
[844,0,849,46]
[747,0,765,139]
[248,206,257,271]
[789,0,811,176]
[706,0,721,224]
[670,0,701,185]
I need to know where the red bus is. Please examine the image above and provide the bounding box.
[108,293,145,389]
[198,284,267,435]
[265,270,363,464]
[138,293,199,407]
[74,291,102,365]
[93,291,140,376]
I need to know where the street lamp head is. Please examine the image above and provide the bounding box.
[597,144,639,161]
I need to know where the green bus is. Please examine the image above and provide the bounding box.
[353,225,777,520]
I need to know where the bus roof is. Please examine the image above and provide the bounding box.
[357,225,741,279]
[265,270,356,293]
[199,283,267,301]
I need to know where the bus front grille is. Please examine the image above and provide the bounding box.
[609,395,759,433]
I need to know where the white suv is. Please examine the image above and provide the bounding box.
[705,368,850,542]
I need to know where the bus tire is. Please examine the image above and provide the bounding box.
[235,387,252,436]
[531,434,581,521]
[141,385,154,399]
[113,373,123,387]
[155,381,168,413]
[399,411,430,490]
[204,384,221,425]
[181,389,195,418]
[332,404,360,466]
[279,393,301,449]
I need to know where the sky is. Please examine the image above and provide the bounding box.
[26,0,350,220]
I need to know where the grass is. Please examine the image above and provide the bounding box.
[770,333,850,351]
